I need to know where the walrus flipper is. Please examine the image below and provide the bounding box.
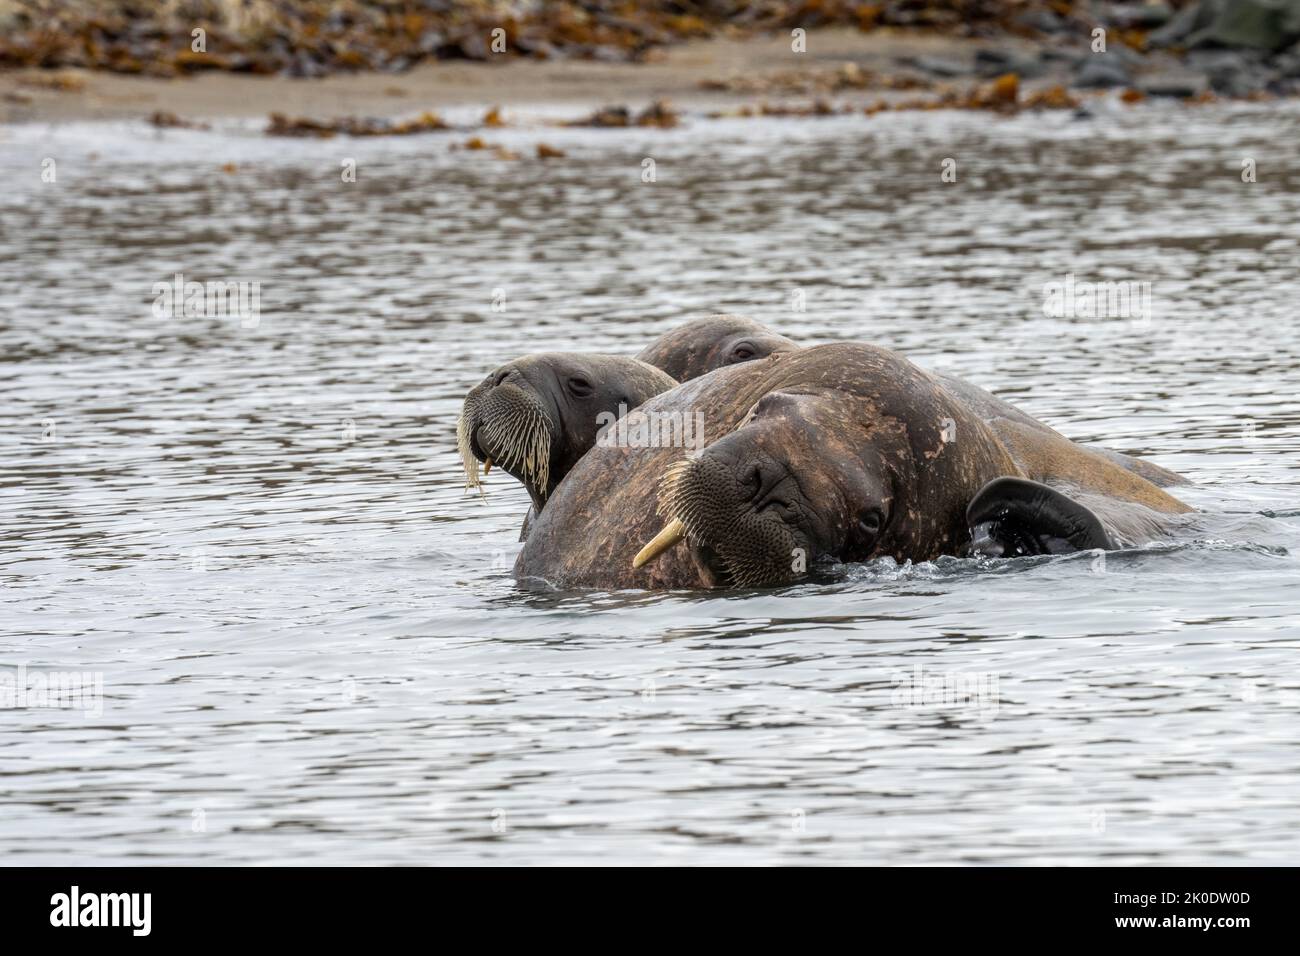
[966,477,1114,557]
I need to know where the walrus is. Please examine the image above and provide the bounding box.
[457,316,798,514]
[459,315,1180,530]
[515,343,1192,589]
[457,352,675,514]
[637,314,1181,488]
[635,313,798,382]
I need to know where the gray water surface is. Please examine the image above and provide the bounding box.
[2,102,1299,864]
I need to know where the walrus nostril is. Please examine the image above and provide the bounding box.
[741,459,790,513]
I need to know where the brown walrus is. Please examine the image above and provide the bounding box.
[457,316,798,514]
[637,314,1181,488]
[635,313,798,382]
[515,343,1191,589]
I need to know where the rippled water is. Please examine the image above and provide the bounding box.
[2,100,1299,864]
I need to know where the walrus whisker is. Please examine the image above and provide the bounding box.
[640,453,792,586]
[476,402,552,503]
[460,393,551,502]
[456,411,485,497]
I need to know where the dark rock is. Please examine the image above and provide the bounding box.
[1273,45,1300,75]
[1073,43,1143,69]
[902,55,970,77]
[588,45,630,62]
[1187,46,1267,67]
[1040,47,1078,63]
[974,47,1047,79]
[1190,0,1300,51]
[1140,2,1178,27]
[453,32,490,61]
[1138,72,1209,95]
[1187,48,1273,93]
[285,51,326,78]
[1104,2,1176,29]
[1014,8,1070,34]
[1074,56,1134,88]
[417,30,446,55]
[570,105,630,127]
[1149,0,1220,47]
[1110,43,1148,66]
[515,34,559,58]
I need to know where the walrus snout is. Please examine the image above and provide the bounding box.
[456,376,554,505]
[458,352,676,521]
[637,447,804,587]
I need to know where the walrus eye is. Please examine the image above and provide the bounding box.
[730,342,756,362]
[566,376,594,398]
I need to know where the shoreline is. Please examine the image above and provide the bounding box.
[0,30,998,123]
[0,27,1265,127]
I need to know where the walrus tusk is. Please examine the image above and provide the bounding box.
[483,457,493,475]
[633,518,685,569]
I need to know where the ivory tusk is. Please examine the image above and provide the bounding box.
[632,518,686,569]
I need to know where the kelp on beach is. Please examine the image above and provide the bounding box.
[252,73,1086,151]
[265,109,449,137]
[7,1,1299,105]
[0,1,1120,76]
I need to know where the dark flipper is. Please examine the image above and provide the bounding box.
[966,477,1114,557]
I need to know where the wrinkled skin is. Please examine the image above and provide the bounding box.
[636,314,798,383]
[458,353,675,513]
[516,344,1192,590]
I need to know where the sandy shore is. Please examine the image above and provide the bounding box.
[0,28,1051,124]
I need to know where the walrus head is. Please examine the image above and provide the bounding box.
[632,349,1021,588]
[458,353,675,511]
[636,314,798,382]
[633,391,903,586]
